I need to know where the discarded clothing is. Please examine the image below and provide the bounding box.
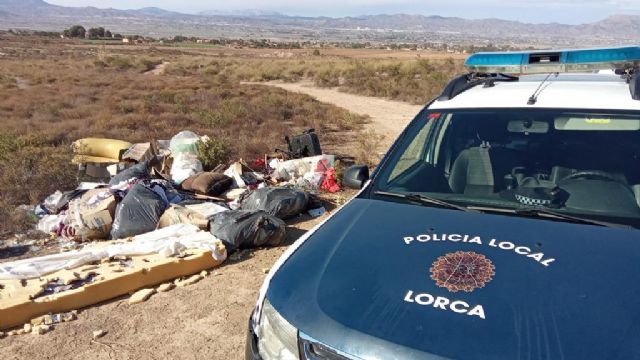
[320,168,341,193]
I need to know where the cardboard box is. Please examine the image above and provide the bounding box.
[68,189,116,240]
[121,141,158,163]
[85,164,111,179]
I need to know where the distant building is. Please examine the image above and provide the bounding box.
[122,38,130,44]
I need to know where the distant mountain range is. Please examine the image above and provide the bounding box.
[1,0,639,46]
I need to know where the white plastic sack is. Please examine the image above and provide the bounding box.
[0,224,226,280]
[224,162,246,188]
[272,155,335,181]
[300,171,325,189]
[36,214,66,233]
[169,130,200,155]
[171,153,203,185]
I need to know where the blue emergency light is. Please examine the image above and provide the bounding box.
[465,46,640,74]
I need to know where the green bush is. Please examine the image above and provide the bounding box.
[197,136,231,171]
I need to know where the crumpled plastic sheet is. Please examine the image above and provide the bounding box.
[0,224,227,280]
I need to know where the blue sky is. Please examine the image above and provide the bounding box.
[46,0,640,24]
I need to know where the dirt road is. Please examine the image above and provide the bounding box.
[247,81,423,150]
[2,83,419,360]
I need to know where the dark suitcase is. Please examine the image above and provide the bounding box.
[286,129,322,158]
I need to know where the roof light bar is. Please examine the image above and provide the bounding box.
[465,46,640,74]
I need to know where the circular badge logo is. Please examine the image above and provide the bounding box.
[430,251,495,293]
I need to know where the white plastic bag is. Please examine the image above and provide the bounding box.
[171,153,203,185]
[0,224,227,280]
[36,214,66,233]
[169,130,200,155]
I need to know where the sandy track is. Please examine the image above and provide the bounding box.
[246,81,422,150]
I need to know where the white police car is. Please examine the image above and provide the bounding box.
[246,46,640,360]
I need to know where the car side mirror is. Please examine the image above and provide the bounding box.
[343,165,370,189]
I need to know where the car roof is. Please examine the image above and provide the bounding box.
[429,73,640,111]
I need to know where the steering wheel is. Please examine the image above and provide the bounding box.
[559,170,625,185]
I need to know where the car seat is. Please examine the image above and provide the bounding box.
[448,122,525,196]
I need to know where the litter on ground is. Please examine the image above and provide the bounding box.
[1,129,344,333]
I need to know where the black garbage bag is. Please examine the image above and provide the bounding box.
[239,188,308,220]
[43,189,87,214]
[109,161,150,186]
[209,210,286,252]
[110,183,168,239]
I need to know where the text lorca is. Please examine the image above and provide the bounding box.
[404,290,486,319]
[403,233,555,267]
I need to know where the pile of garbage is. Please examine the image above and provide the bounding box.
[30,130,339,252]
[0,129,341,334]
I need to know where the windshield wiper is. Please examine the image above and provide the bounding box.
[514,208,629,228]
[373,191,476,212]
[469,205,628,228]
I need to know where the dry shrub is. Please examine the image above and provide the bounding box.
[355,129,386,166]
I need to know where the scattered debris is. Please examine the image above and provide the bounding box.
[228,249,251,261]
[175,274,203,287]
[308,207,327,218]
[32,325,52,335]
[157,283,175,292]
[262,268,270,274]
[1,129,342,331]
[129,288,156,304]
[93,329,107,339]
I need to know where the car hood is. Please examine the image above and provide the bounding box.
[267,198,640,360]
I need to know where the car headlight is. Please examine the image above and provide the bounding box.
[258,299,299,360]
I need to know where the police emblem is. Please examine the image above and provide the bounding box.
[430,251,495,293]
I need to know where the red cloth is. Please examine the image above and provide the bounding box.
[320,168,341,193]
[251,158,266,172]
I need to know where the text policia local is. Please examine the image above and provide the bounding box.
[403,233,555,267]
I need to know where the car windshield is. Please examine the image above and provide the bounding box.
[372,108,640,228]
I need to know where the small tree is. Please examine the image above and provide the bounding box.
[105,30,112,38]
[68,25,86,38]
[87,27,105,39]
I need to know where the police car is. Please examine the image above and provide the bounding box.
[246,46,640,359]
